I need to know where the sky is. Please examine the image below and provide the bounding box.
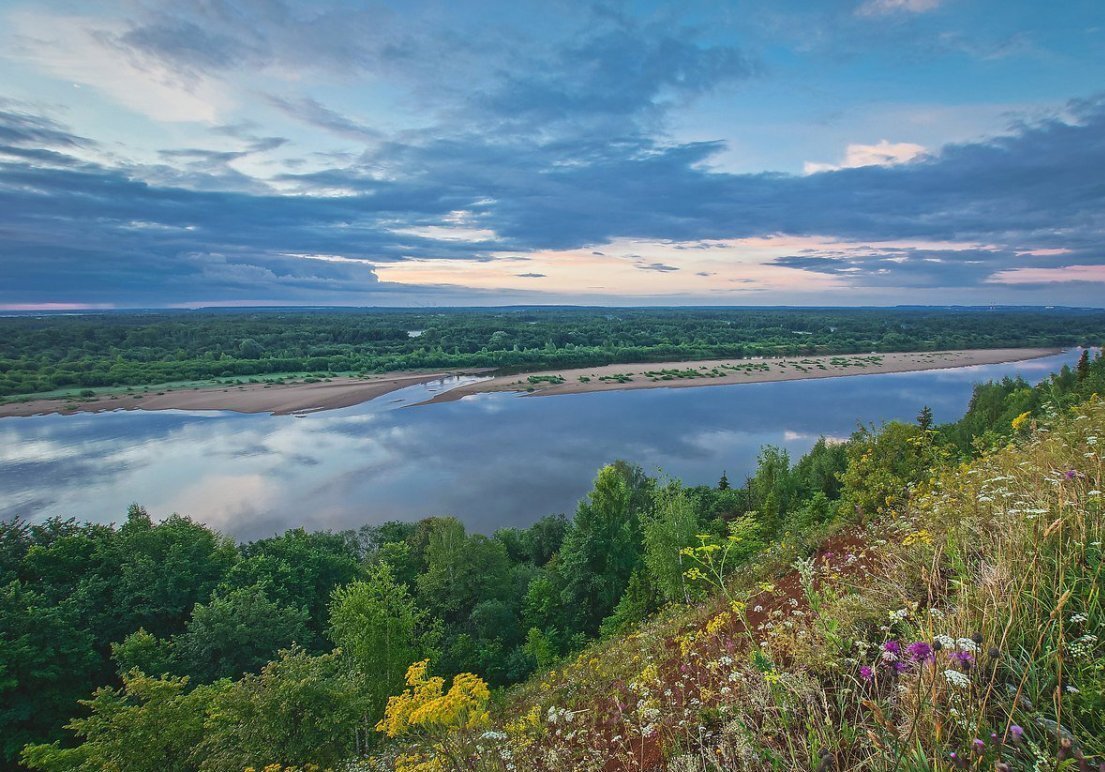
[0,0,1103,309]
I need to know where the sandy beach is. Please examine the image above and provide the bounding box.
[0,347,1062,418]
[0,370,474,418]
[421,347,1063,404]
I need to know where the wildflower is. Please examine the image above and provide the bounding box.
[944,670,971,689]
[906,641,934,662]
[859,665,874,682]
[1009,725,1024,743]
[956,637,979,653]
[988,646,1001,660]
[951,650,975,670]
[973,738,985,754]
[1066,469,1077,479]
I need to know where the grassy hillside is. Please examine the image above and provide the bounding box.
[366,398,1104,770]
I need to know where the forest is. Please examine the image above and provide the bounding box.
[2,349,1102,770]
[2,306,1104,398]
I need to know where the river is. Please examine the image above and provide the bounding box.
[0,348,1083,540]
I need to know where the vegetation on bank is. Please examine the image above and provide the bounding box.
[2,307,1103,399]
[0,349,1102,770]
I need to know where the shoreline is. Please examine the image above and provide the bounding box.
[0,370,481,418]
[0,347,1064,418]
[420,347,1064,405]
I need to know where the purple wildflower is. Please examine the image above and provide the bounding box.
[972,738,985,753]
[859,665,874,682]
[906,641,934,662]
[950,650,975,669]
[892,661,910,674]
[1066,469,1077,479]
[884,640,902,655]
[1009,725,1024,742]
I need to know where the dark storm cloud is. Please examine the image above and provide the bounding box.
[3,95,1105,304]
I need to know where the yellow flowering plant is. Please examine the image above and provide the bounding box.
[376,660,491,772]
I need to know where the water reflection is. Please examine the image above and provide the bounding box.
[0,350,1085,539]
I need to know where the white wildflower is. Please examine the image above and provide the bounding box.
[944,670,971,689]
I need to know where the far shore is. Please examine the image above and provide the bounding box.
[0,370,483,418]
[0,347,1063,418]
[420,347,1064,405]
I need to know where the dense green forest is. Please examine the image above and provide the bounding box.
[2,349,1102,770]
[2,307,1103,398]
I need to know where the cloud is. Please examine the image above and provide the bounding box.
[7,10,227,122]
[0,98,92,149]
[988,265,1105,285]
[1,36,1104,310]
[804,140,927,174]
[516,272,546,278]
[266,95,382,142]
[636,262,681,273]
[856,0,943,16]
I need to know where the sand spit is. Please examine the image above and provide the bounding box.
[420,348,1063,405]
[0,371,473,418]
[0,348,1063,418]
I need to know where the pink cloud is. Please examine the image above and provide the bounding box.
[987,265,1105,285]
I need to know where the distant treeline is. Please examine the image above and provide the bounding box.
[1,307,1103,397]
[3,349,1103,769]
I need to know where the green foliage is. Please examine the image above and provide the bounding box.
[558,462,651,634]
[3,307,1101,398]
[642,483,702,604]
[329,564,424,721]
[21,670,220,772]
[415,518,511,626]
[599,568,656,638]
[0,583,99,764]
[174,584,310,683]
[196,647,364,771]
[218,528,361,643]
[838,421,935,518]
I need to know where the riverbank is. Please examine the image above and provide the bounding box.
[420,347,1063,404]
[0,348,1063,418]
[0,370,479,418]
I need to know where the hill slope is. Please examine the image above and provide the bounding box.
[370,398,1104,770]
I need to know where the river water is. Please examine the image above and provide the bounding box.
[0,348,1082,540]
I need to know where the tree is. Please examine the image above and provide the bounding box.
[718,471,730,490]
[748,446,795,534]
[415,518,511,625]
[0,582,99,765]
[839,421,935,519]
[173,584,310,683]
[197,647,364,771]
[557,462,650,634]
[641,484,701,604]
[218,528,361,643]
[329,564,424,721]
[599,568,656,638]
[21,670,221,772]
[1077,348,1091,381]
[916,404,934,431]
